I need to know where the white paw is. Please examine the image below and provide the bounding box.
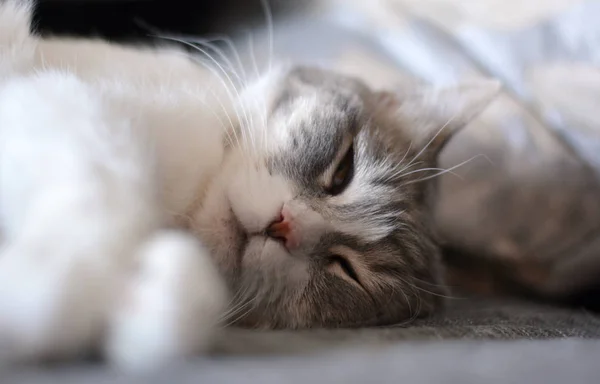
[0,241,117,363]
[0,188,154,365]
[104,230,228,372]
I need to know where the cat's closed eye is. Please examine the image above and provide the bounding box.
[326,143,354,195]
[327,254,360,284]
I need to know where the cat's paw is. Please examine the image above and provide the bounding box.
[104,230,228,372]
[0,240,117,363]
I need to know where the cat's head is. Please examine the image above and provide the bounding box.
[192,66,498,328]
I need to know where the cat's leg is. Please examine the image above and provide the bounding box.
[0,71,228,369]
[0,70,161,361]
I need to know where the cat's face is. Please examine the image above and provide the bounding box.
[192,66,498,328]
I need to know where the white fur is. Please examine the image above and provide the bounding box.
[105,231,227,371]
[0,0,228,370]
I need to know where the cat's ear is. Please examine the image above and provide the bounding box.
[375,79,501,159]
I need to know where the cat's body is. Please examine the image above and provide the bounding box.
[0,0,499,371]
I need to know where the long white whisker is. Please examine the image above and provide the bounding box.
[260,0,274,73]
[398,277,463,300]
[246,31,261,80]
[219,288,252,321]
[395,167,463,181]
[152,35,253,147]
[191,92,237,148]
[398,142,413,166]
[385,160,425,182]
[176,35,250,87]
[405,114,458,169]
[222,295,259,327]
[403,154,485,186]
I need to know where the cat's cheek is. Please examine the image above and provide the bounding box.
[191,176,244,281]
[241,238,309,286]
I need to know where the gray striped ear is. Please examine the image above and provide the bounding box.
[376,79,501,158]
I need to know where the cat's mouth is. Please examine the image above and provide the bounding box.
[228,207,286,264]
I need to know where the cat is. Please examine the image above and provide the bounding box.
[0,0,499,371]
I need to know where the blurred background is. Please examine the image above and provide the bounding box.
[34,0,600,309]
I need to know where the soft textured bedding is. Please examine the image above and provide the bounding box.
[5,340,600,384]
[4,298,600,383]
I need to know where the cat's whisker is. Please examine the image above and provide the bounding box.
[179,35,253,96]
[263,109,270,152]
[406,286,424,326]
[186,40,245,86]
[384,160,425,182]
[151,33,240,77]
[402,154,485,186]
[154,32,252,97]
[196,35,250,86]
[410,276,455,289]
[220,283,259,322]
[222,305,255,328]
[190,93,234,145]
[400,277,463,300]
[404,113,458,170]
[155,35,252,151]
[154,32,249,84]
[398,285,412,320]
[222,294,259,327]
[219,288,249,321]
[393,166,462,181]
[399,141,413,165]
[237,31,270,153]
[246,31,261,80]
[204,87,243,149]
[379,137,411,174]
[244,99,259,156]
[247,101,267,154]
[230,94,258,157]
[205,67,253,156]
[189,56,248,146]
[187,83,240,151]
[260,0,274,74]
[412,289,424,323]
[197,58,253,152]
[153,34,263,158]
[219,292,245,320]
[385,290,422,328]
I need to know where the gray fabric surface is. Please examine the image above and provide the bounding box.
[3,298,599,383]
[212,297,600,356]
[4,339,600,384]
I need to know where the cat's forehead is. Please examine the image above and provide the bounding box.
[283,66,369,92]
[271,66,370,115]
[261,68,371,183]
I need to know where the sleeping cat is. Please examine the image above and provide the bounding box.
[0,0,499,371]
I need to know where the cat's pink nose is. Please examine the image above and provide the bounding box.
[265,210,299,250]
